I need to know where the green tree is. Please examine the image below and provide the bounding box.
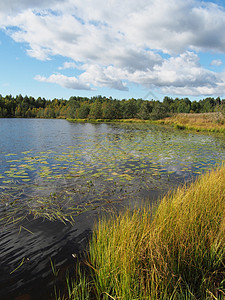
[138,101,153,119]
[163,96,174,112]
[177,98,191,113]
[68,96,81,118]
[191,101,200,113]
[89,100,102,119]
[78,102,90,119]
[150,102,168,120]
[200,97,216,112]
[122,98,137,118]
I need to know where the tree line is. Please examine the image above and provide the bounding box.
[0,94,224,120]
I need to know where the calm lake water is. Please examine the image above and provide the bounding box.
[0,119,224,299]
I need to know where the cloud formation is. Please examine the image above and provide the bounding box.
[210,59,223,66]
[0,0,65,13]
[58,62,78,70]
[34,74,92,90]
[1,0,225,96]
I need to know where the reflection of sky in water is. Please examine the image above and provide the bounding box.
[0,119,224,298]
[0,119,224,209]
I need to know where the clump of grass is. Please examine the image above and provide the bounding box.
[147,164,225,298]
[88,208,154,299]
[78,165,225,299]
[157,113,225,133]
[52,262,93,300]
[59,165,225,299]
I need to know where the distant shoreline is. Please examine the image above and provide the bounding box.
[67,112,225,134]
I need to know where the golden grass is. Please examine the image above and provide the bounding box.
[59,165,225,299]
[67,113,225,133]
[86,165,225,299]
[157,112,225,133]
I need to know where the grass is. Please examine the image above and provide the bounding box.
[156,112,225,134]
[58,164,225,299]
[67,118,151,123]
[67,112,225,134]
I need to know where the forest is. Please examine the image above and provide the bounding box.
[0,94,224,120]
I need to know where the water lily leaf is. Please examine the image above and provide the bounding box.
[40,161,49,165]
[2,180,12,184]
[112,172,119,176]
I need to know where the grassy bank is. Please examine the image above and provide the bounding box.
[155,112,225,134]
[67,118,150,123]
[59,164,225,299]
[67,112,225,134]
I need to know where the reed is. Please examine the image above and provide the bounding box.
[60,165,225,299]
[157,112,225,133]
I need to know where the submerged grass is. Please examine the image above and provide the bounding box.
[61,164,225,299]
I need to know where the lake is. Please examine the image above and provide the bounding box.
[0,118,224,299]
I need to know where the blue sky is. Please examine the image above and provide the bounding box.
[1,0,225,101]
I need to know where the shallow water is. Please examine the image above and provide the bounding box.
[0,119,224,299]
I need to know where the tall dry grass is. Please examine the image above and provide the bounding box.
[61,165,225,299]
[157,113,225,133]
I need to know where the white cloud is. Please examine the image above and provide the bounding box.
[109,51,224,96]
[210,59,223,66]
[1,0,225,95]
[34,74,93,90]
[58,62,78,70]
[144,52,218,88]
[123,0,225,54]
[3,0,225,60]
[80,64,128,91]
[0,0,65,14]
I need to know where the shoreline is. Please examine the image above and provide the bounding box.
[67,112,225,134]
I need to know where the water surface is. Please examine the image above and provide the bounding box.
[0,119,224,299]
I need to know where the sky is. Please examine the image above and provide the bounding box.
[1,0,225,101]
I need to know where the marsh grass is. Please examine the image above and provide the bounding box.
[157,112,225,133]
[67,113,225,133]
[67,118,150,123]
[61,165,225,299]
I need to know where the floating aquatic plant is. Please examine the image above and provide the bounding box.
[0,123,224,228]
